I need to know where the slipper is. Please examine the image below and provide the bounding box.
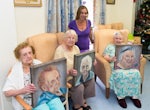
[130,97,141,108]
[82,105,91,110]
[82,102,92,110]
[72,106,83,110]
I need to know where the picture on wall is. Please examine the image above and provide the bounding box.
[14,0,42,7]
[106,0,115,4]
[73,50,95,86]
[114,44,142,70]
[30,58,67,107]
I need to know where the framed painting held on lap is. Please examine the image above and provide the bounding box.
[30,58,67,107]
[73,50,95,86]
[114,44,142,70]
[14,0,42,7]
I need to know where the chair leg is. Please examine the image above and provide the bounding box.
[141,83,142,94]
[95,74,97,82]
[106,88,110,99]
[65,99,69,110]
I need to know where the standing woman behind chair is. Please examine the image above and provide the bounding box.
[68,5,93,53]
[2,42,41,110]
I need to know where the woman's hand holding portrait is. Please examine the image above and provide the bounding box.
[21,83,36,94]
[68,69,78,76]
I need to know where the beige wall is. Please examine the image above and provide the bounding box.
[15,0,136,44]
[0,1,17,110]
[106,0,135,33]
[15,0,47,43]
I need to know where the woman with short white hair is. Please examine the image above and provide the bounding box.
[54,29,95,110]
[103,31,142,108]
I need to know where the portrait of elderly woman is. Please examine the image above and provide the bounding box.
[115,45,142,70]
[30,58,67,109]
[33,65,66,110]
[74,51,95,86]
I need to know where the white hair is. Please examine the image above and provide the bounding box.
[113,31,122,38]
[80,55,92,72]
[64,29,78,42]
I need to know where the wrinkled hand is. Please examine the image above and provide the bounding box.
[68,69,77,76]
[21,83,36,94]
[111,56,117,62]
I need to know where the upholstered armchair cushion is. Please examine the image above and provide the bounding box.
[26,33,60,62]
[94,29,129,55]
[96,24,112,29]
[56,32,65,45]
[111,22,123,30]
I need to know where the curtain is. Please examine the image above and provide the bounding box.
[47,0,105,32]
[47,0,82,32]
[93,0,105,25]
[135,0,143,18]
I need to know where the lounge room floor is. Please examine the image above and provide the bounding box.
[85,59,150,110]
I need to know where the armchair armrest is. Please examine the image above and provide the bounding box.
[95,53,112,87]
[15,95,32,110]
[140,57,147,82]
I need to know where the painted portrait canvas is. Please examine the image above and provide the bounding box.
[114,44,142,70]
[73,50,95,86]
[30,58,67,107]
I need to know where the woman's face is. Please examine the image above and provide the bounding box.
[79,8,88,20]
[81,62,89,76]
[121,50,135,68]
[19,46,34,66]
[65,34,76,47]
[44,70,60,94]
[114,35,123,45]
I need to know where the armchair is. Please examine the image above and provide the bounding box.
[14,32,71,110]
[94,29,147,98]
[95,22,123,30]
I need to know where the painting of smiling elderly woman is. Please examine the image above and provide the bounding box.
[115,44,142,70]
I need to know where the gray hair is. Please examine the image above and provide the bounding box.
[80,55,92,72]
[113,32,122,38]
[64,29,78,42]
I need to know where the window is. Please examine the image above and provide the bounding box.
[82,0,94,27]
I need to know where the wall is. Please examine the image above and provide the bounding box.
[0,1,17,110]
[106,0,136,33]
[14,0,136,44]
[15,0,47,43]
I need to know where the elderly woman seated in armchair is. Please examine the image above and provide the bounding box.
[54,29,95,110]
[103,32,142,108]
[2,42,41,110]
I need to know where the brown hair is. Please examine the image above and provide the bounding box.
[75,5,88,20]
[14,42,35,59]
